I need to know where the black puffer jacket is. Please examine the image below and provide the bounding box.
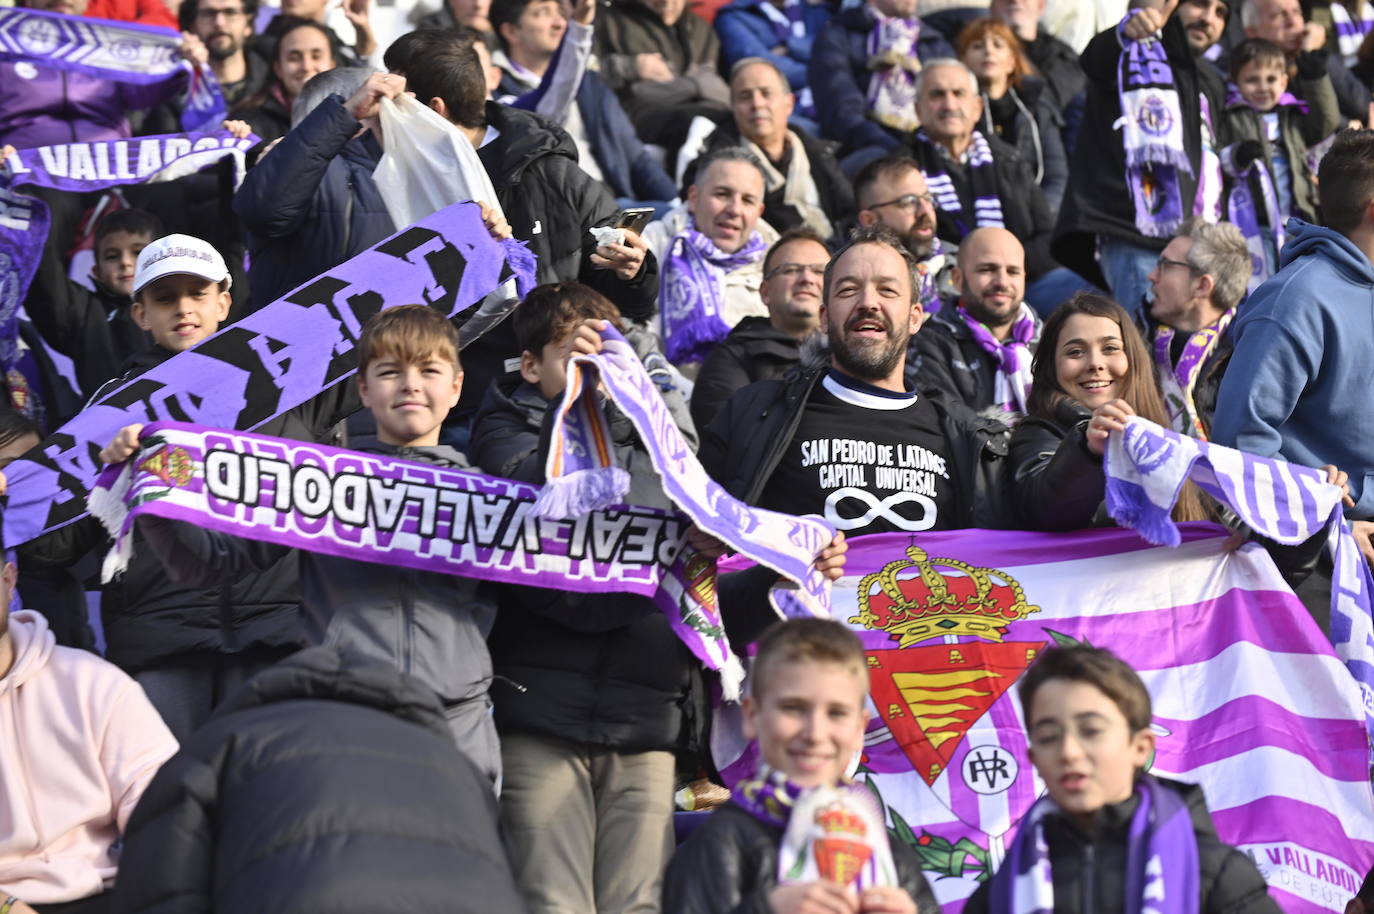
[699,363,1014,530]
[913,306,1042,415]
[690,316,802,431]
[470,376,704,753]
[662,801,940,914]
[109,647,528,914]
[1007,398,1106,531]
[1052,15,1230,287]
[962,779,1281,914]
[457,102,659,419]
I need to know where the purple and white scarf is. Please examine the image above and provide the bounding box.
[1117,12,1192,238]
[865,11,922,133]
[536,325,836,636]
[1332,1,1374,68]
[660,219,768,366]
[1105,416,1374,741]
[918,129,1005,237]
[1221,87,1306,288]
[759,0,806,44]
[2,200,534,550]
[0,7,226,133]
[1151,310,1233,440]
[88,421,737,692]
[0,130,254,399]
[958,302,1035,413]
[734,765,898,892]
[915,238,948,316]
[988,776,1200,914]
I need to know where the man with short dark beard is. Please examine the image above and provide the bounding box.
[914,227,1041,417]
[700,226,1012,535]
[854,154,958,316]
[179,0,263,108]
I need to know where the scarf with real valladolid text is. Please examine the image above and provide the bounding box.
[1105,416,1374,742]
[535,326,836,662]
[865,12,922,133]
[987,776,1201,914]
[918,129,1005,237]
[87,420,738,695]
[2,201,535,551]
[1152,310,1234,440]
[660,218,768,365]
[958,303,1035,413]
[1117,12,1192,238]
[0,131,254,415]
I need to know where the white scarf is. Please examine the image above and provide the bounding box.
[743,132,833,238]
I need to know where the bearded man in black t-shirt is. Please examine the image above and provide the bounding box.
[699,226,1012,534]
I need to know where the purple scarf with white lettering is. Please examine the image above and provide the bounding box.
[1151,310,1233,440]
[1118,13,1191,237]
[535,325,836,694]
[2,201,535,550]
[958,302,1035,413]
[88,420,735,687]
[660,219,767,366]
[988,776,1200,914]
[0,7,226,133]
[0,130,254,396]
[917,129,1004,237]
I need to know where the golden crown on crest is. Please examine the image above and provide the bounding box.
[849,544,1040,647]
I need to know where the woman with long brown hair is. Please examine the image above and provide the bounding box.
[1009,291,1208,529]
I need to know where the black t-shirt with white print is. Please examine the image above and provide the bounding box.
[759,370,962,534]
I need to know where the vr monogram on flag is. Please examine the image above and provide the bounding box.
[0,7,226,132]
[3,201,536,550]
[713,528,1374,912]
[88,421,737,685]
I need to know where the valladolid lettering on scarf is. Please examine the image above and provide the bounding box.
[1105,416,1374,740]
[88,421,737,691]
[0,130,255,400]
[536,325,836,628]
[0,7,226,132]
[3,201,536,550]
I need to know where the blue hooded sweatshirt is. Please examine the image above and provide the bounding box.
[1212,218,1374,517]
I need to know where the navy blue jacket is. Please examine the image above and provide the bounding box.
[808,6,953,156]
[714,0,837,91]
[234,95,393,309]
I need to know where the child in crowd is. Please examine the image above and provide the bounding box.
[21,234,307,743]
[118,304,505,782]
[662,618,937,914]
[963,644,1280,913]
[469,281,713,914]
[1221,38,1340,280]
[21,199,161,402]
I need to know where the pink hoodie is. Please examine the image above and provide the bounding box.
[0,611,177,904]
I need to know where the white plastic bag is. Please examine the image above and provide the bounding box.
[372,93,503,228]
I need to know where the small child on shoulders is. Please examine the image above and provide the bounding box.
[662,619,937,914]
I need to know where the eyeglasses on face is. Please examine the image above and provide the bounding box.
[866,192,936,212]
[764,262,828,280]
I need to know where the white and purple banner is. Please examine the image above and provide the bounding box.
[0,7,226,132]
[713,528,1374,912]
[89,421,737,683]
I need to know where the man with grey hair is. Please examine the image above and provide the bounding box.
[1142,217,1249,439]
[905,58,1068,311]
[1242,0,1370,123]
[689,58,853,239]
[644,146,778,367]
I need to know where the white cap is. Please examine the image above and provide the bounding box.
[133,234,231,296]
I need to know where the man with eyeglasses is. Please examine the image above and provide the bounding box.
[178,0,263,107]
[690,226,828,428]
[854,154,959,318]
[1140,218,1248,440]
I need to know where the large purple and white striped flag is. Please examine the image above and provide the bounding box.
[713,527,1374,912]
